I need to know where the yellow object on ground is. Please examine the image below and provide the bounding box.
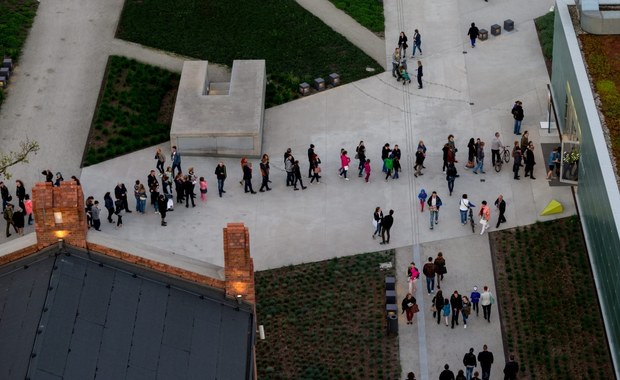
[541,199,563,215]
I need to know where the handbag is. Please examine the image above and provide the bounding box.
[479,217,488,226]
[431,304,437,312]
[314,166,322,174]
[412,304,420,313]
[344,165,349,171]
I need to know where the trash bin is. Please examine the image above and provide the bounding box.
[387,312,398,335]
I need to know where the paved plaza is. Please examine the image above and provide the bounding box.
[0,0,572,378]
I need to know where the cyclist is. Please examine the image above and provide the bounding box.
[491,132,504,167]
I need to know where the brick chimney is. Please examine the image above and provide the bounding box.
[223,223,255,303]
[31,182,88,249]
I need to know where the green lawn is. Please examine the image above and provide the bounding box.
[0,0,39,106]
[83,56,179,166]
[255,251,400,379]
[116,0,383,107]
[328,0,385,34]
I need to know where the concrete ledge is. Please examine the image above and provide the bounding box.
[0,234,38,265]
[580,0,620,34]
[170,60,266,158]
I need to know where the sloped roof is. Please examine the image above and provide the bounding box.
[0,247,254,380]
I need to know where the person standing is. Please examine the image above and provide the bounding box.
[372,207,383,239]
[477,345,494,380]
[3,203,17,237]
[455,370,466,380]
[392,47,401,79]
[463,348,478,380]
[503,355,519,380]
[478,201,491,235]
[412,29,422,57]
[416,60,423,89]
[398,31,409,57]
[414,147,426,177]
[423,257,436,294]
[434,252,446,290]
[473,141,486,174]
[480,286,494,322]
[12,206,24,236]
[155,147,166,174]
[448,135,458,163]
[401,293,417,325]
[24,194,33,225]
[468,23,480,48]
[432,290,444,324]
[494,195,506,228]
[442,298,451,326]
[520,130,530,153]
[0,181,11,211]
[471,286,481,317]
[490,132,503,167]
[392,157,401,180]
[259,154,272,192]
[157,194,168,227]
[462,295,471,328]
[91,201,101,231]
[546,146,561,180]
[104,192,114,223]
[114,183,132,213]
[183,175,196,208]
[406,372,416,380]
[171,145,182,177]
[511,101,524,135]
[459,194,475,225]
[446,162,457,196]
[380,209,394,245]
[15,180,26,211]
[285,154,295,186]
[512,143,522,180]
[450,290,463,328]
[381,143,391,172]
[243,162,257,194]
[427,191,442,230]
[524,142,537,179]
[384,155,394,181]
[467,138,476,168]
[356,141,366,177]
[439,364,455,380]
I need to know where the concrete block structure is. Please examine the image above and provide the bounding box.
[579,0,620,34]
[170,60,266,158]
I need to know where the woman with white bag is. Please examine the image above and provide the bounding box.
[478,200,491,235]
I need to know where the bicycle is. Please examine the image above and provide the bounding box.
[494,146,511,172]
[468,207,476,233]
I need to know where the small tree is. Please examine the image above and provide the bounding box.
[0,139,40,180]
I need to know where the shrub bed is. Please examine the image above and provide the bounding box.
[489,217,614,379]
[328,0,385,35]
[255,251,400,380]
[83,56,179,166]
[116,0,383,107]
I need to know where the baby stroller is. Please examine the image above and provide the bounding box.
[400,67,412,85]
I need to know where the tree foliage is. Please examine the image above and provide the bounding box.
[0,138,39,179]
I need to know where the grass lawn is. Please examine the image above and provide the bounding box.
[116,0,383,107]
[328,0,385,35]
[82,56,179,166]
[255,251,400,380]
[0,0,39,106]
[489,217,614,379]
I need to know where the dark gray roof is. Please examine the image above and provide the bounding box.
[0,248,254,380]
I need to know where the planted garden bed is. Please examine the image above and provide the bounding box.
[328,0,385,36]
[489,217,614,379]
[82,56,179,166]
[255,251,399,380]
[116,0,383,107]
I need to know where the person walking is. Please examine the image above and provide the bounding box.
[155,147,166,174]
[380,209,394,245]
[512,142,522,180]
[480,286,494,322]
[214,162,227,198]
[171,145,182,177]
[104,192,115,223]
[3,203,17,237]
[292,160,307,190]
[199,177,208,201]
[478,201,491,235]
[15,180,26,211]
[503,355,519,380]
[407,261,420,293]
[382,143,392,172]
[471,286,481,317]
[24,194,33,225]
[414,147,426,177]
[427,191,442,229]
[384,155,394,181]
[472,371,481,380]
[259,154,272,192]
[490,132,503,168]
[468,23,480,47]
[392,156,401,180]
[511,101,524,135]
[356,141,366,177]
[450,290,463,328]
[439,364,455,380]
[401,293,417,325]
[372,207,383,239]
[339,150,351,180]
[463,348,478,380]
[416,60,423,89]
[459,194,475,225]
[524,142,537,179]
[432,290,444,324]
[307,144,315,178]
[455,370,466,380]
[363,159,371,182]
[462,295,471,328]
[243,162,257,194]
[392,47,401,79]
[417,190,428,213]
[412,29,422,57]
[406,372,416,380]
[311,155,322,184]
[446,162,457,196]
[473,141,486,174]
[423,257,436,294]
[441,298,451,326]
[398,31,409,57]
[494,195,506,228]
[434,252,446,289]
[477,345,494,380]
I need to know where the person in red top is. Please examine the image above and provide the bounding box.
[479,200,491,235]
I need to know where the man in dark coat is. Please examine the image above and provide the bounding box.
[114,183,132,213]
[494,195,507,228]
[524,142,537,179]
[439,364,455,380]
[503,355,519,380]
[512,100,524,135]
[157,194,168,226]
[478,345,494,380]
[243,162,257,194]
[184,176,196,208]
[450,291,463,328]
[380,209,394,245]
[463,348,478,380]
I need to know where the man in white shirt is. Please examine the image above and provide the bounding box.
[490,132,503,167]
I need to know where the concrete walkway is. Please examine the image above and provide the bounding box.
[295,0,387,69]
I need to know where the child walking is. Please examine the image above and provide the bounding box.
[442,298,451,326]
[418,188,427,212]
[199,177,208,201]
[364,159,371,182]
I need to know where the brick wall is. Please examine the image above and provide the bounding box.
[31,182,87,249]
[224,223,256,303]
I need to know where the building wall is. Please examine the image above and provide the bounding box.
[551,1,620,376]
